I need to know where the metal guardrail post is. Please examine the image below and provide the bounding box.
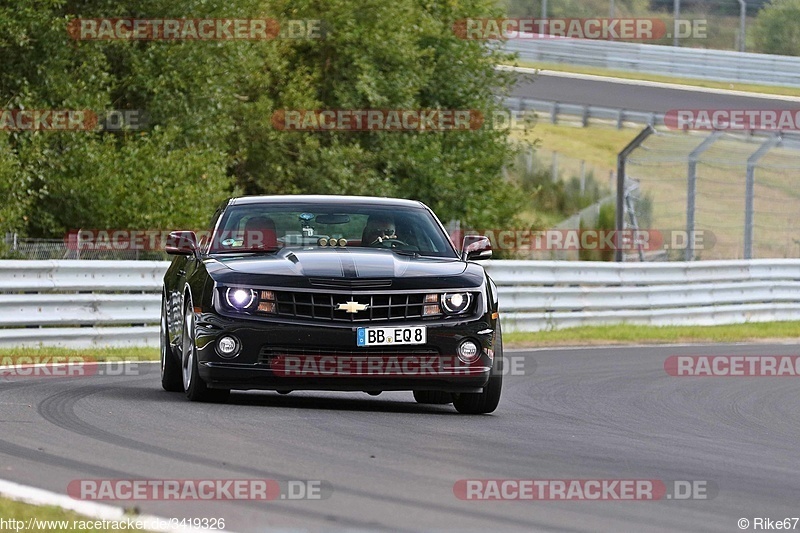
[738,0,747,53]
[686,131,723,261]
[745,134,782,259]
[551,102,559,125]
[616,126,656,262]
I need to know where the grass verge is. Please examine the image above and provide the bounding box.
[0,497,139,533]
[505,322,800,348]
[0,323,796,357]
[0,347,158,363]
[505,60,800,98]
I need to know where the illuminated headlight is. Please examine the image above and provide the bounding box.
[225,288,258,310]
[441,292,472,315]
[216,335,240,358]
[458,340,481,364]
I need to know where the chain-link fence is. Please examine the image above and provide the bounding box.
[2,234,168,260]
[625,130,800,260]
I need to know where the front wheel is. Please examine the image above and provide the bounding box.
[181,299,230,403]
[453,324,503,414]
[160,295,183,392]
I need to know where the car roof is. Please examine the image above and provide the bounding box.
[227,195,427,209]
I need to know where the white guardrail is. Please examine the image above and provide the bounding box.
[502,96,665,129]
[506,38,800,88]
[1,259,799,347]
[0,261,164,348]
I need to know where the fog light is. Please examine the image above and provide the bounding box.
[457,340,480,364]
[217,335,240,358]
[423,304,440,316]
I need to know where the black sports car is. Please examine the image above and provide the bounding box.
[160,195,502,414]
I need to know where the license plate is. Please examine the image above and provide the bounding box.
[357,326,426,347]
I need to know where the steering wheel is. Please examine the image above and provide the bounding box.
[370,237,409,248]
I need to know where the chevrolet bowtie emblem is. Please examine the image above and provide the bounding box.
[337,301,369,314]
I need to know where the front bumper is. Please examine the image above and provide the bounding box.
[193,313,497,393]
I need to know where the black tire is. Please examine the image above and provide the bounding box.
[160,295,183,392]
[413,390,453,404]
[181,298,230,403]
[453,324,503,415]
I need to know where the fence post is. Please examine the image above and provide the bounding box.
[745,134,782,259]
[686,131,722,261]
[616,126,655,262]
[580,161,586,193]
[551,152,559,182]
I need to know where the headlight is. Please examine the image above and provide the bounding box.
[441,292,472,315]
[225,288,258,310]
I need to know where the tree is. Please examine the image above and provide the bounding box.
[232,0,525,229]
[1,0,524,240]
[752,0,800,56]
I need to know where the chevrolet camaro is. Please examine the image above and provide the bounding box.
[160,195,502,414]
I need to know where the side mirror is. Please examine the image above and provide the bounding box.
[461,235,492,261]
[165,231,198,255]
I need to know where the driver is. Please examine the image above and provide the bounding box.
[362,215,398,246]
[243,215,278,249]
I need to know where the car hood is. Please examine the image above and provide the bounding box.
[205,248,474,288]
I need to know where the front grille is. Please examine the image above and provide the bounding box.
[259,346,440,365]
[269,291,427,323]
[308,278,392,289]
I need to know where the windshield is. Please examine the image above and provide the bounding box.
[207,203,458,258]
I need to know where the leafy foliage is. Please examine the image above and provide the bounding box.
[752,0,800,56]
[1,0,524,240]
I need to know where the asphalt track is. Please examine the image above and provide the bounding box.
[511,71,800,113]
[1,343,799,532]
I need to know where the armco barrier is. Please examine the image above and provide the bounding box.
[505,38,800,88]
[484,259,800,332]
[0,260,165,348]
[0,259,798,346]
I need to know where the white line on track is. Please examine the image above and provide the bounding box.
[0,478,232,532]
[500,65,800,103]
[505,340,799,353]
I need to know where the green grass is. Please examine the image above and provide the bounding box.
[0,497,139,533]
[511,120,800,259]
[0,347,158,363]
[505,321,800,348]
[505,60,800,98]
[0,322,796,360]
